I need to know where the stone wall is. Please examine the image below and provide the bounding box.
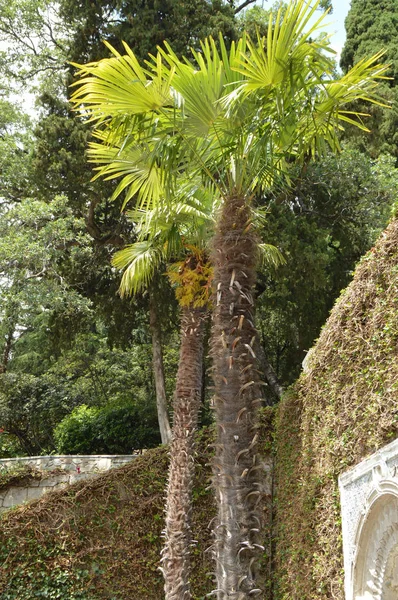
[0,454,137,512]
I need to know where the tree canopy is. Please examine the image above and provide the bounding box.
[341,0,398,157]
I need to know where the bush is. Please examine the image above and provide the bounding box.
[0,433,22,458]
[54,402,161,454]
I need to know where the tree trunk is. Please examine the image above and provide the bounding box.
[0,328,14,374]
[149,296,172,445]
[0,313,17,375]
[257,342,284,402]
[162,305,206,600]
[211,193,264,599]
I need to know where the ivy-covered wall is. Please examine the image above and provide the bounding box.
[274,218,398,599]
[0,423,273,600]
[0,437,211,600]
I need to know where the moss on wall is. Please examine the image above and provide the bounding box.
[274,219,398,599]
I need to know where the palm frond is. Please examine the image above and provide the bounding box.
[70,42,174,120]
[112,241,164,296]
[233,0,329,94]
[258,243,286,269]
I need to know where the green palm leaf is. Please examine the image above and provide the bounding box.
[112,241,163,296]
[258,243,286,269]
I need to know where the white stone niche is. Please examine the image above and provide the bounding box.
[339,437,398,600]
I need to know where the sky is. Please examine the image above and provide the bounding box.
[320,0,351,62]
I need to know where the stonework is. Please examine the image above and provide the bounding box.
[339,438,398,600]
[0,454,137,512]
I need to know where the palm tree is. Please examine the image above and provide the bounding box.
[113,187,216,600]
[71,1,387,596]
[113,187,282,599]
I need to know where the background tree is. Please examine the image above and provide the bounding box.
[0,195,175,455]
[340,0,398,158]
[0,98,34,202]
[256,147,398,391]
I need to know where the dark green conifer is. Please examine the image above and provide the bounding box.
[341,0,398,157]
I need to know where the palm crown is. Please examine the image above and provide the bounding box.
[112,180,217,299]
[71,0,387,208]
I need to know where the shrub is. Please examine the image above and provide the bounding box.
[54,402,160,454]
[0,433,22,458]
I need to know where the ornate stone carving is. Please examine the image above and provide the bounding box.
[339,438,398,600]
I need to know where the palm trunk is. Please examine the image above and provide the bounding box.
[149,296,172,445]
[211,193,264,599]
[162,305,206,600]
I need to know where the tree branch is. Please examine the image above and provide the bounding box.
[234,0,258,14]
[85,198,125,247]
[39,8,68,54]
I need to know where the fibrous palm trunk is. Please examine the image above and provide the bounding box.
[149,296,172,445]
[162,305,206,600]
[211,193,264,599]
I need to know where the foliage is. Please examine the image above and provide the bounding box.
[0,372,76,455]
[166,249,213,308]
[0,190,176,456]
[0,431,215,599]
[112,187,217,299]
[0,463,41,490]
[0,331,174,456]
[0,195,94,377]
[0,434,21,458]
[0,0,71,94]
[60,0,237,65]
[0,98,33,202]
[256,146,398,386]
[274,218,398,600]
[71,7,387,208]
[54,401,161,455]
[340,0,398,157]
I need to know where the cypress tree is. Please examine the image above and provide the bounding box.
[341,0,398,157]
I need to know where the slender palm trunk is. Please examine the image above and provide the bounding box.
[211,193,264,599]
[149,296,172,445]
[162,305,206,600]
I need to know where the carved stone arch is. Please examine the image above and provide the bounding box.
[353,485,398,600]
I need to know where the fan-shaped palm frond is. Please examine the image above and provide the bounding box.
[258,243,286,269]
[113,177,217,297]
[89,138,166,209]
[71,40,174,119]
[112,241,163,296]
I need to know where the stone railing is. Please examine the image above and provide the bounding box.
[0,454,137,512]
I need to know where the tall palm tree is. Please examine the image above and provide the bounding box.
[113,187,216,600]
[71,1,387,596]
[113,186,282,599]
